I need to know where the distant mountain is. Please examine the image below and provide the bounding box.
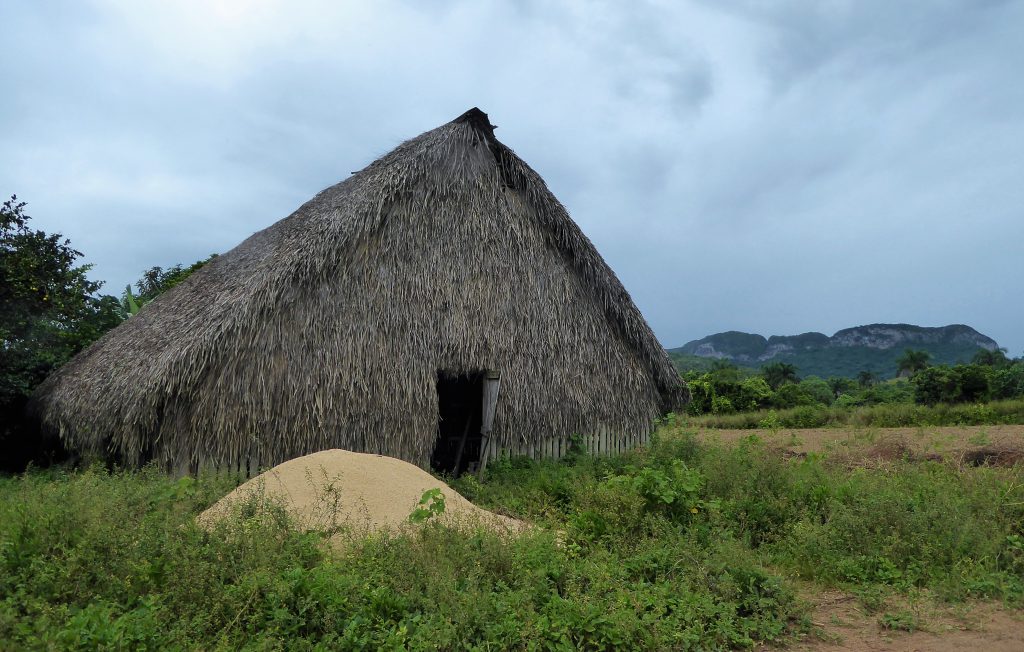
[669,324,999,379]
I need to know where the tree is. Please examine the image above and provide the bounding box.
[911,366,958,405]
[738,376,773,411]
[896,349,931,377]
[798,376,835,406]
[910,364,990,405]
[991,364,1024,400]
[857,370,877,388]
[972,348,1010,369]
[761,362,798,390]
[827,376,857,397]
[708,359,742,383]
[956,364,990,403]
[0,196,122,469]
[122,255,217,315]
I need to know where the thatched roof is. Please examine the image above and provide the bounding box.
[31,108,686,470]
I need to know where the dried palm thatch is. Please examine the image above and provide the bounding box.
[30,108,687,473]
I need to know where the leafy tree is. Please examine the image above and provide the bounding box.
[761,362,798,391]
[709,359,742,382]
[956,364,990,403]
[857,370,877,388]
[827,376,857,397]
[991,364,1024,400]
[972,348,1010,369]
[858,379,915,406]
[738,376,773,411]
[911,366,958,405]
[771,383,815,409]
[896,349,931,377]
[685,377,714,416]
[1,196,122,469]
[797,376,834,406]
[710,395,735,414]
[122,255,217,314]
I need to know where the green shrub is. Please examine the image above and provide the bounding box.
[3,430,1023,649]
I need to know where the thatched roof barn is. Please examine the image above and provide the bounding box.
[32,108,686,475]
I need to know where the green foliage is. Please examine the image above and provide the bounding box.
[991,364,1024,400]
[896,348,931,376]
[912,365,992,405]
[121,255,217,315]
[879,611,919,632]
[1,459,795,650]
[684,353,1024,422]
[771,383,815,409]
[827,376,858,397]
[3,431,1023,649]
[683,369,772,416]
[973,348,1011,369]
[0,197,123,470]
[761,362,799,391]
[408,488,446,523]
[688,397,1024,430]
[739,376,773,411]
[797,377,834,406]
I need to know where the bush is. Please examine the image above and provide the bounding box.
[992,365,1024,400]
[685,398,1024,429]
[1,457,801,650]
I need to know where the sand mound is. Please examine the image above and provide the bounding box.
[198,449,524,536]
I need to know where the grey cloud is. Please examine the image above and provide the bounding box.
[2,0,1022,356]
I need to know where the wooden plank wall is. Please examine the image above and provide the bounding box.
[195,426,654,478]
[480,425,653,468]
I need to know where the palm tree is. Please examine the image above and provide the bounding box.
[972,348,1010,368]
[896,349,931,377]
[762,362,798,390]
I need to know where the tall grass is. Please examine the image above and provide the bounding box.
[686,398,1024,430]
[2,430,1022,650]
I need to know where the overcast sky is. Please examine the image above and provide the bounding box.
[3,0,1022,355]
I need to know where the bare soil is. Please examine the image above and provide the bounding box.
[778,591,1024,652]
[694,424,1024,468]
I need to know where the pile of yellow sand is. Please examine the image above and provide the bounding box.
[198,449,524,536]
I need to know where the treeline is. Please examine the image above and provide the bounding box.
[684,349,1024,417]
[0,196,213,470]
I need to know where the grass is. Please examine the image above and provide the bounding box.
[2,427,1023,650]
[686,397,1024,430]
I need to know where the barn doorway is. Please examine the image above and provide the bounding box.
[431,371,484,477]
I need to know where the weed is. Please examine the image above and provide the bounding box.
[408,488,446,523]
[879,610,919,632]
[2,428,1022,649]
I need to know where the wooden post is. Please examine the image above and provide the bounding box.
[478,370,501,479]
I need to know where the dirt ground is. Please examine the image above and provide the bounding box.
[779,591,1024,652]
[698,425,1024,651]
[694,424,1024,468]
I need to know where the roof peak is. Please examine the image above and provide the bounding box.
[454,107,496,139]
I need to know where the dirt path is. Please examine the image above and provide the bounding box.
[780,591,1024,652]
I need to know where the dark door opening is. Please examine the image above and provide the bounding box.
[431,371,484,477]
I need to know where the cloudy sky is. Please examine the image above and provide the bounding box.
[3,0,1022,354]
